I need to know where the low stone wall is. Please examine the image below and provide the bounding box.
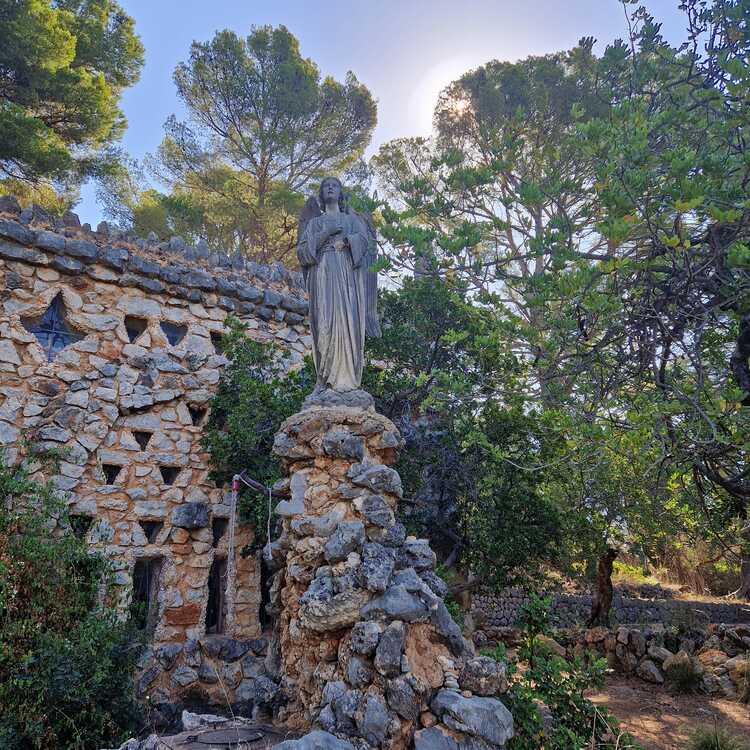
[571,622,749,700]
[473,587,750,632]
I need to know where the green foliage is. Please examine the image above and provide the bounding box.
[492,594,642,750]
[0,0,143,186]
[517,593,553,667]
[374,0,750,600]
[134,24,376,263]
[0,454,142,749]
[202,318,314,539]
[364,276,562,585]
[689,726,750,750]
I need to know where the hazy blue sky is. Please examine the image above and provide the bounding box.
[77,0,688,225]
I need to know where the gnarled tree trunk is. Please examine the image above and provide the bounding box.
[588,548,618,626]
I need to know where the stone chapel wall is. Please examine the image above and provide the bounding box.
[0,198,311,708]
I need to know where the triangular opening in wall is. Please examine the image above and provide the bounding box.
[101,463,123,484]
[124,316,148,343]
[158,465,180,486]
[160,321,187,346]
[69,514,93,539]
[22,293,84,362]
[188,405,207,426]
[132,430,152,451]
[139,520,163,544]
[210,331,224,354]
[212,517,228,547]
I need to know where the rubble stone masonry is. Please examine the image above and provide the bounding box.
[0,197,311,711]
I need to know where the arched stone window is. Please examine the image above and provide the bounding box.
[22,293,83,362]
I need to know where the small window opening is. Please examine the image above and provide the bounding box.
[139,520,163,544]
[124,316,148,343]
[101,463,123,484]
[160,321,187,346]
[22,293,84,362]
[212,517,228,547]
[188,405,207,426]
[69,514,93,539]
[131,557,162,632]
[210,331,224,354]
[159,465,180,486]
[132,430,152,450]
[205,556,227,634]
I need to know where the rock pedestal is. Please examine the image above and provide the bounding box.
[270,395,513,749]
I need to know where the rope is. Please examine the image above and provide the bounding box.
[235,471,275,561]
[267,485,272,559]
[226,475,239,612]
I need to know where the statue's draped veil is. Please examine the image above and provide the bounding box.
[296,182,380,391]
[297,180,380,391]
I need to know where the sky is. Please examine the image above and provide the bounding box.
[77,0,688,226]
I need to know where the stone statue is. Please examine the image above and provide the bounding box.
[297,177,380,397]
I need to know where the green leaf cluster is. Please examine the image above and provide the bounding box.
[0,1,143,185]
[201,318,314,541]
[131,24,377,263]
[0,454,142,749]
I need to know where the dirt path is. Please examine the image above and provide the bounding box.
[589,676,750,750]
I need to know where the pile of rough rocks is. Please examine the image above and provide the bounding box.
[568,622,750,699]
[266,393,514,749]
[135,634,280,727]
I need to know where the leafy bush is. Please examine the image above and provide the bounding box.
[486,594,642,750]
[0,455,143,749]
[517,593,553,667]
[363,277,562,588]
[202,317,314,540]
[689,726,749,750]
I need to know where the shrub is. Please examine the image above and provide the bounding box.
[517,593,553,667]
[488,594,643,750]
[0,455,143,749]
[688,726,749,750]
[202,317,314,542]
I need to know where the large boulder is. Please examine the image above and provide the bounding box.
[386,675,422,723]
[355,694,390,747]
[273,730,356,750]
[350,621,383,656]
[374,620,406,677]
[362,584,430,622]
[361,542,396,593]
[431,690,514,747]
[324,521,365,563]
[636,659,664,684]
[414,726,459,750]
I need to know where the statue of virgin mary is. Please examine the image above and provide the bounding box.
[297,177,380,394]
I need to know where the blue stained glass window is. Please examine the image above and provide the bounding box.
[22,293,84,362]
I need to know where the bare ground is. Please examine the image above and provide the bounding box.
[588,675,750,750]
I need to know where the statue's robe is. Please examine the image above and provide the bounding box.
[297,211,372,391]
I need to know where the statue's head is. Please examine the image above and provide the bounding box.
[319,176,346,212]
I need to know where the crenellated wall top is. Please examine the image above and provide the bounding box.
[0,195,308,325]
